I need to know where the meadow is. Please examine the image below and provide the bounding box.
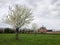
[0,34,60,45]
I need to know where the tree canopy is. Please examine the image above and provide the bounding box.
[5,4,33,28]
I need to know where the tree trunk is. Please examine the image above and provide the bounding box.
[16,28,19,40]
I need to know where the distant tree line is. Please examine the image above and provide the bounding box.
[0,28,15,33]
[0,28,39,34]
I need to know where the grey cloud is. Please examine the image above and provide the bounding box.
[26,0,42,7]
[0,0,60,29]
[34,0,60,19]
[51,0,58,5]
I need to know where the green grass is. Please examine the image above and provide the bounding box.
[0,34,60,45]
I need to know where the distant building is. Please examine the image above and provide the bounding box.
[47,30,52,32]
[38,26,47,33]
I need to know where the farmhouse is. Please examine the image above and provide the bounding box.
[38,26,47,33]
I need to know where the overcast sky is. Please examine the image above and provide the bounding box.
[0,0,60,30]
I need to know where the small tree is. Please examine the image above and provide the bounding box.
[31,23,38,33]
[5,4,33,40]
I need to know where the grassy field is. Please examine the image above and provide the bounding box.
[0,34,60,45]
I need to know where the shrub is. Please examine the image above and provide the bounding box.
[4,28,15,33]
[0,30,3,33]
